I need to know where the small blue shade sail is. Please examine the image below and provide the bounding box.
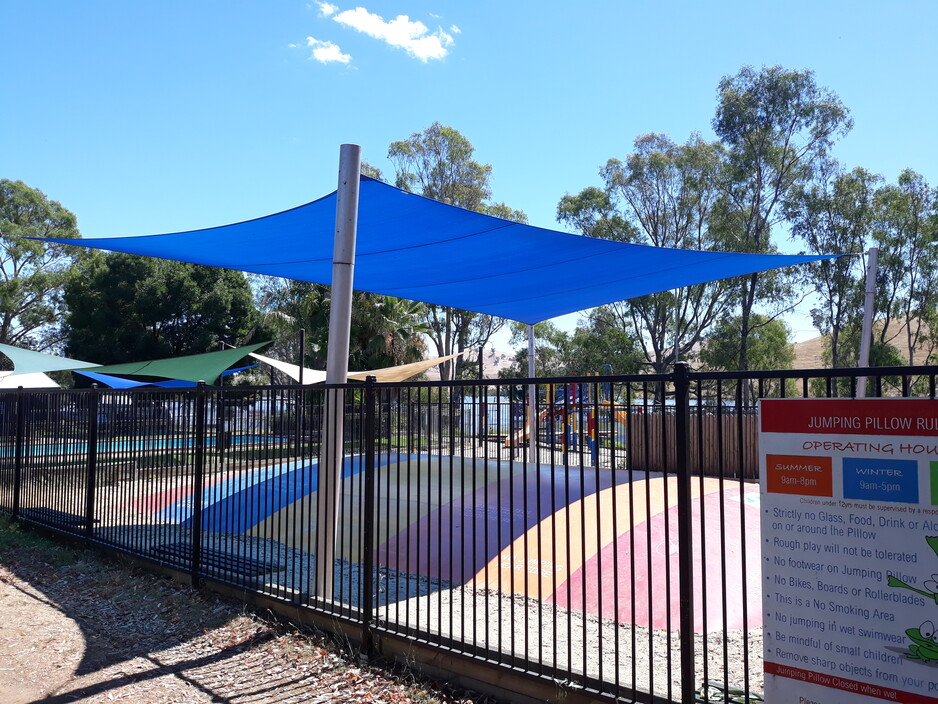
[74,365,258,389]
[38,177,843,324]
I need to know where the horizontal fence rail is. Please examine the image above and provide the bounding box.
[1,364,936,704]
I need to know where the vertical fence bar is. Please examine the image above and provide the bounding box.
[191,381,208,586]
[12,388,25,518]
[84,386,99,538]
[361,375,377,657]
[673,362,695,703]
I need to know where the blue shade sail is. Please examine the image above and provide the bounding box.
[74,365,257,389]
[37,177,844,324]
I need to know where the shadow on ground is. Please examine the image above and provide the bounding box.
[0,519,347,704]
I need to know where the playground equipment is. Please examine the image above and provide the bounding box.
[504,367,628,464]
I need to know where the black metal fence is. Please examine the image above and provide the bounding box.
[1,364,935,704]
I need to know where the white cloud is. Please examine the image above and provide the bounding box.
[305,36,351,64]
[317,1,338,16]
[331,6,454,62]
[449,24,461,35]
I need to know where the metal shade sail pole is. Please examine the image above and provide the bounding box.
[316,143,361,601]
[527,324,537,463]
[857,247,878,399]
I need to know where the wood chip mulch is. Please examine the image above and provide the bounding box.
[0,520,491,704]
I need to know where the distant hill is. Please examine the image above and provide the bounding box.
[793,318,934,369]
[419,320,932,380]
[792,336,827,369]
[423,347,515,381]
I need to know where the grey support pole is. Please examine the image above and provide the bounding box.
[298,328,306,386]
[316,143,361,602]
[857,247,878,399]
[527,324,537,462]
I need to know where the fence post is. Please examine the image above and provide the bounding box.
[12,388,25,519]
[191,381,208,586]
[361,375,377,657]
[673,362,696,703]
[84,385,100,537]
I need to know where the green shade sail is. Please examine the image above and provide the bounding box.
[90,341,270,384]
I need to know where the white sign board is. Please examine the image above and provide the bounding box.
[760,398,938,703]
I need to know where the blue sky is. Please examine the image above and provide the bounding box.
[2,1,936,345]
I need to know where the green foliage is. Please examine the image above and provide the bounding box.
[350,293,428,371]
[565,307,643,375]
[807,321,905,397]
[872,169,938,365]
[712,65,852,371]
[0,179,83,348]
[62,253,259,364]
[700,314,795,371]
[389,122,493,211]
[498,312,641,378]
[360,160,385,181]
[558,133,730,373]
[257,279,427,374]
[557,186,635,242]
[700,314,797,400]
[499,321,570,378]
[786,165,878,368]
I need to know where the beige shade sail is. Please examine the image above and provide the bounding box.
[251,351,463,384]
[347,351,463,383]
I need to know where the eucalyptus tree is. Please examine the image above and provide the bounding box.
[700,313,795,371]
[699,313,796,398]
[557,133,728,374]
[388,122,526,380]
[498,311,642,379]
[0,179,83,350]
[498,321,571,378]
[713,65,853,372]
[785,164,879,371]
[871,169,938,365]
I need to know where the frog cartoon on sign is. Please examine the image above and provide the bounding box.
[906,621,938,663]
[886,536,938,605]
[887,573,938,604]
